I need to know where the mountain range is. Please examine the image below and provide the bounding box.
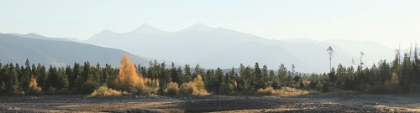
[0,24,395,73]
[0,33,148,67]
[85,24,395,73]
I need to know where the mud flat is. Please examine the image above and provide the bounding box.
[0,94,419,113]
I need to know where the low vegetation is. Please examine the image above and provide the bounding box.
[90,85,121,97]
[179,75,209,96]
[257,86,310,96]
[164,82,179,95]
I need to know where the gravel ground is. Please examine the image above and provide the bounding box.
[0,94,419,113]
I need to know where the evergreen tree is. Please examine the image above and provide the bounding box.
[184,65,191,82]
[72,63,83,92]
[65,66,74,90]
[215,68,224,93]
[8,63,19,92]
[159,62,171,94]
[171,62,182,86]
[261,65,269,88]
[58,67,70,90]
[20,59,31,91]
[177,66,184,84]
[254,62,263,89]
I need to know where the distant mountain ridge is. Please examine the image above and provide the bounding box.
[84,24,398,73]
[129,24,172,36]
[1,24,395,73]
[0,33,149,67]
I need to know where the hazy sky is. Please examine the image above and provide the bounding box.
[1,0,419,49]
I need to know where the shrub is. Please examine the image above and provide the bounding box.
[90,85,121,97]
[257,86,275,95]
[131,79,159,95]
[179,82,197,95]
[164,82,179,95]
[179,75,209,96]
[9,85,25,96]
[257,86,310,96]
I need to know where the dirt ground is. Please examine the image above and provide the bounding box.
[0,94,419,113]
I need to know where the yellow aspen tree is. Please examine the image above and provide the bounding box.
[115,54,143,92]
[29,75,39,90]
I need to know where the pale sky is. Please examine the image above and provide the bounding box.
[1,0,419,49]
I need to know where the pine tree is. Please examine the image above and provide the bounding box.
[184,65,191,82]
[58,67,69,91]
[278,64,287,84]
[159,62,171,94]
[215,68,224,93]
[72,63,82,91]
[262,65,269,88]
[82,62,91,82]
[46,66,58,92]
[171,62,181,85]
[327,46,334,72]
[36,64,47,91]
[8,63,19,92]
[19,59,31,91]
[65,66,74,90]
[254,62,263,89]
[177,66,184,83]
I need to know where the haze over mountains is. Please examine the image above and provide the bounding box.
[0,33,148,67]
[85,24,395,73]
[0,23,396,73]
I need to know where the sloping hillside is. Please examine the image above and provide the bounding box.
[0,33,148,67]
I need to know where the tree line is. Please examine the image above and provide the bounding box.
[1,47,420,96]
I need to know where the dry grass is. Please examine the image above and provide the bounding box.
[90,86,121,97]
[257,87,310,96]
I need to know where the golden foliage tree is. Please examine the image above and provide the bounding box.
[29,75,42,95]
[384,72,402,93]
[179,75,209,96]
[114,54,159,95]
[115,55,143,92]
